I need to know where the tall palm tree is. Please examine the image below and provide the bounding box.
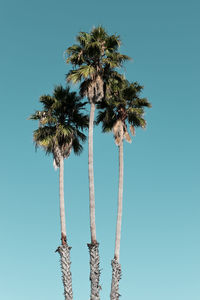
[66,26,131,300]
[96,79,151,300]
[29,85,88,300]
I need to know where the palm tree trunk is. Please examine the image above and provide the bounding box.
[88,102,101,300]
[57,244,73,300]
[110,259,121,300]
[88,102,97,243]
[114,137,124,261]
[56,156,73,300]
[110,135,124,300]
[59,155,67,245]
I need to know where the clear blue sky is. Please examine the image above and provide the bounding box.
[0,0,199,299]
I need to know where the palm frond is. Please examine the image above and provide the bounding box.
[76,32,91,47]
[132,98,152,108]
[67,70,83,83]
[91,26,108,41]
[78,65,96,78]
[103,53,131,68]
[76,130,87,142]
[79,79,91,97]
[105,35,121,51]
[72,136,83,155]
[29,111,43,120]
[127,112,147,128]
[95,110,107,125]
[39,95,55,110]
[127,107,144,116]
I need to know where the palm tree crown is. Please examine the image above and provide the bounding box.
[66,26,131,103]
[96,78,152,143]
[30,85,88,166]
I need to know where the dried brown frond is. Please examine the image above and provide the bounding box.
[113,120,123,146]
[87,75,104,103]
[124,130,132,143]
[130,125,135,136]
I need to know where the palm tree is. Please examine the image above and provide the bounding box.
[29,85,88,300]
[66,26,131,300]
[96,79,151,300]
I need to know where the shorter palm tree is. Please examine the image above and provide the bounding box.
[96,78,151,300]
[29,85,88,300]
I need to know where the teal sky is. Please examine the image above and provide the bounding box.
[0,0,200,299]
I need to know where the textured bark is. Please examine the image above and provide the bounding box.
[59,156,67,244]
[88,242,101,300]
[110,259,122,300]
[57,244,73,300]
[57,156,73,299]
[88,102,97,243]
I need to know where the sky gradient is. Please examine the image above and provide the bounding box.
[0,0,200,299]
